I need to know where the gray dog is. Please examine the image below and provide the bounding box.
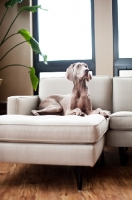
[32,62,109,117]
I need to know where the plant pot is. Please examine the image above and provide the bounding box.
[0,79,3,85]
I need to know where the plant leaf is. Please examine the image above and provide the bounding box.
[18,29,31,44]
[5,0,23,8]
[18,29,47,64]
[29,37,41,54]
[29,68,38,91]
[43,55,48,64]
[30,38,48,64]
[19,5,48,13]
[18,29,41,54]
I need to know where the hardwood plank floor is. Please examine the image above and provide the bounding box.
[0,147,132,200]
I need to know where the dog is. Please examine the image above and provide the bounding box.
[32,62,110,117]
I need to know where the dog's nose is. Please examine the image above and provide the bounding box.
[85,69,89,73]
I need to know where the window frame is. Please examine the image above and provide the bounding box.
[32,0,95,78]
[113,0,132,76]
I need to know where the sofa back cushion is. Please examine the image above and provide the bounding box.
[113,77,132,112]
[39,75,112,112]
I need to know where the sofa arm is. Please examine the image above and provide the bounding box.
[7,96,39,115]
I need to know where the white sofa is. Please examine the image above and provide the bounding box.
[0,76,132,190]
[106,77,132,165]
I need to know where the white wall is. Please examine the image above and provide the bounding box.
[94,0,113,76]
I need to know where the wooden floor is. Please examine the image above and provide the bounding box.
[0,147,132,200]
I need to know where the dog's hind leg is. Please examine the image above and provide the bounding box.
[31,104,63,116]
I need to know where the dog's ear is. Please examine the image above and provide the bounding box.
[66,64,75,81]
[87,72,92,82]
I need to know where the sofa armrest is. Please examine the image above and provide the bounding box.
[7,96,39,115]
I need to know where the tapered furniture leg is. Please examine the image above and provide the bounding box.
[119,147,127,166]
[75,166,83,191]
[125,147,128,151]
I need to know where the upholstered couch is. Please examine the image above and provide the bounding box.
[0,76,132,190]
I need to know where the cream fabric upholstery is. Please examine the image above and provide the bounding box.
[106,77,132,148]
[110,111,132,130]
[88,76,112,111]
[39,77,73,101]
[0,136,105,167]
[113,77,132,112]
[7,96,39,115]
[106,130,132,147]
[0,114,109,144]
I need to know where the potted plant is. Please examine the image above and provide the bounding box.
[0,0,47,91]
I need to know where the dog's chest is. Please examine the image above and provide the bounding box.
[77,97,86,110]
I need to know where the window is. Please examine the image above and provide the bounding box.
[113,0,132,76]
[32,0,95,82]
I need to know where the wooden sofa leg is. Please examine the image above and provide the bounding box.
[75,166,83,191]
[119,147,127,166]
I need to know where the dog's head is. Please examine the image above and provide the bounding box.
[66,62,92,82]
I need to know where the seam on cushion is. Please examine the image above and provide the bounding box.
[0,137,105,144]
[111,115,132,119]
[110,127,132,130]
[0,138,97,144]
[95,117,109,142]
[0,122,106,127]
[96,128,108,142]
[0,139,96,145]
[0,116,107,126]
[16,98,19,114]
[110,112,132,117]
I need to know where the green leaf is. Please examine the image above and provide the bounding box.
[18,29,39,52]
[18,29,47,64]
[30,37,41,54]
[43,54,48,64]
[19,5,48,13]
[18,29,31,44]
[29,68,39,91]
[5,0,23,8]
[30,38,48,64]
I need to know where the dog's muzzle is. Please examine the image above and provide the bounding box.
[84,69,89,76]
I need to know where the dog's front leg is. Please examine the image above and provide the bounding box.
[65,94,85,116]
[96,108,110,118]
[87,108,110,118]
[66,108,85,116]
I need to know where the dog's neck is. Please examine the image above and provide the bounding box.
[73,78,88,95]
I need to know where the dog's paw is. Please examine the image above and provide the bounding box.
[75,108,85,117]
[31,110,40,116]
[96,108,111,118]
[102,113,109,118]
[101,110,111,118]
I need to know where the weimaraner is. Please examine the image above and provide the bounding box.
[32,62,110,117]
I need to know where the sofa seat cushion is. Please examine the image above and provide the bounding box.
[0,114,109,144]
[110,111,132,130]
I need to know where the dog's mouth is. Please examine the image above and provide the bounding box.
[84,70,89,78]
[79,73,88,81]
[85,70,88,76]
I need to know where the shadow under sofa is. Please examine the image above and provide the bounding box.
[0,76,131,190]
